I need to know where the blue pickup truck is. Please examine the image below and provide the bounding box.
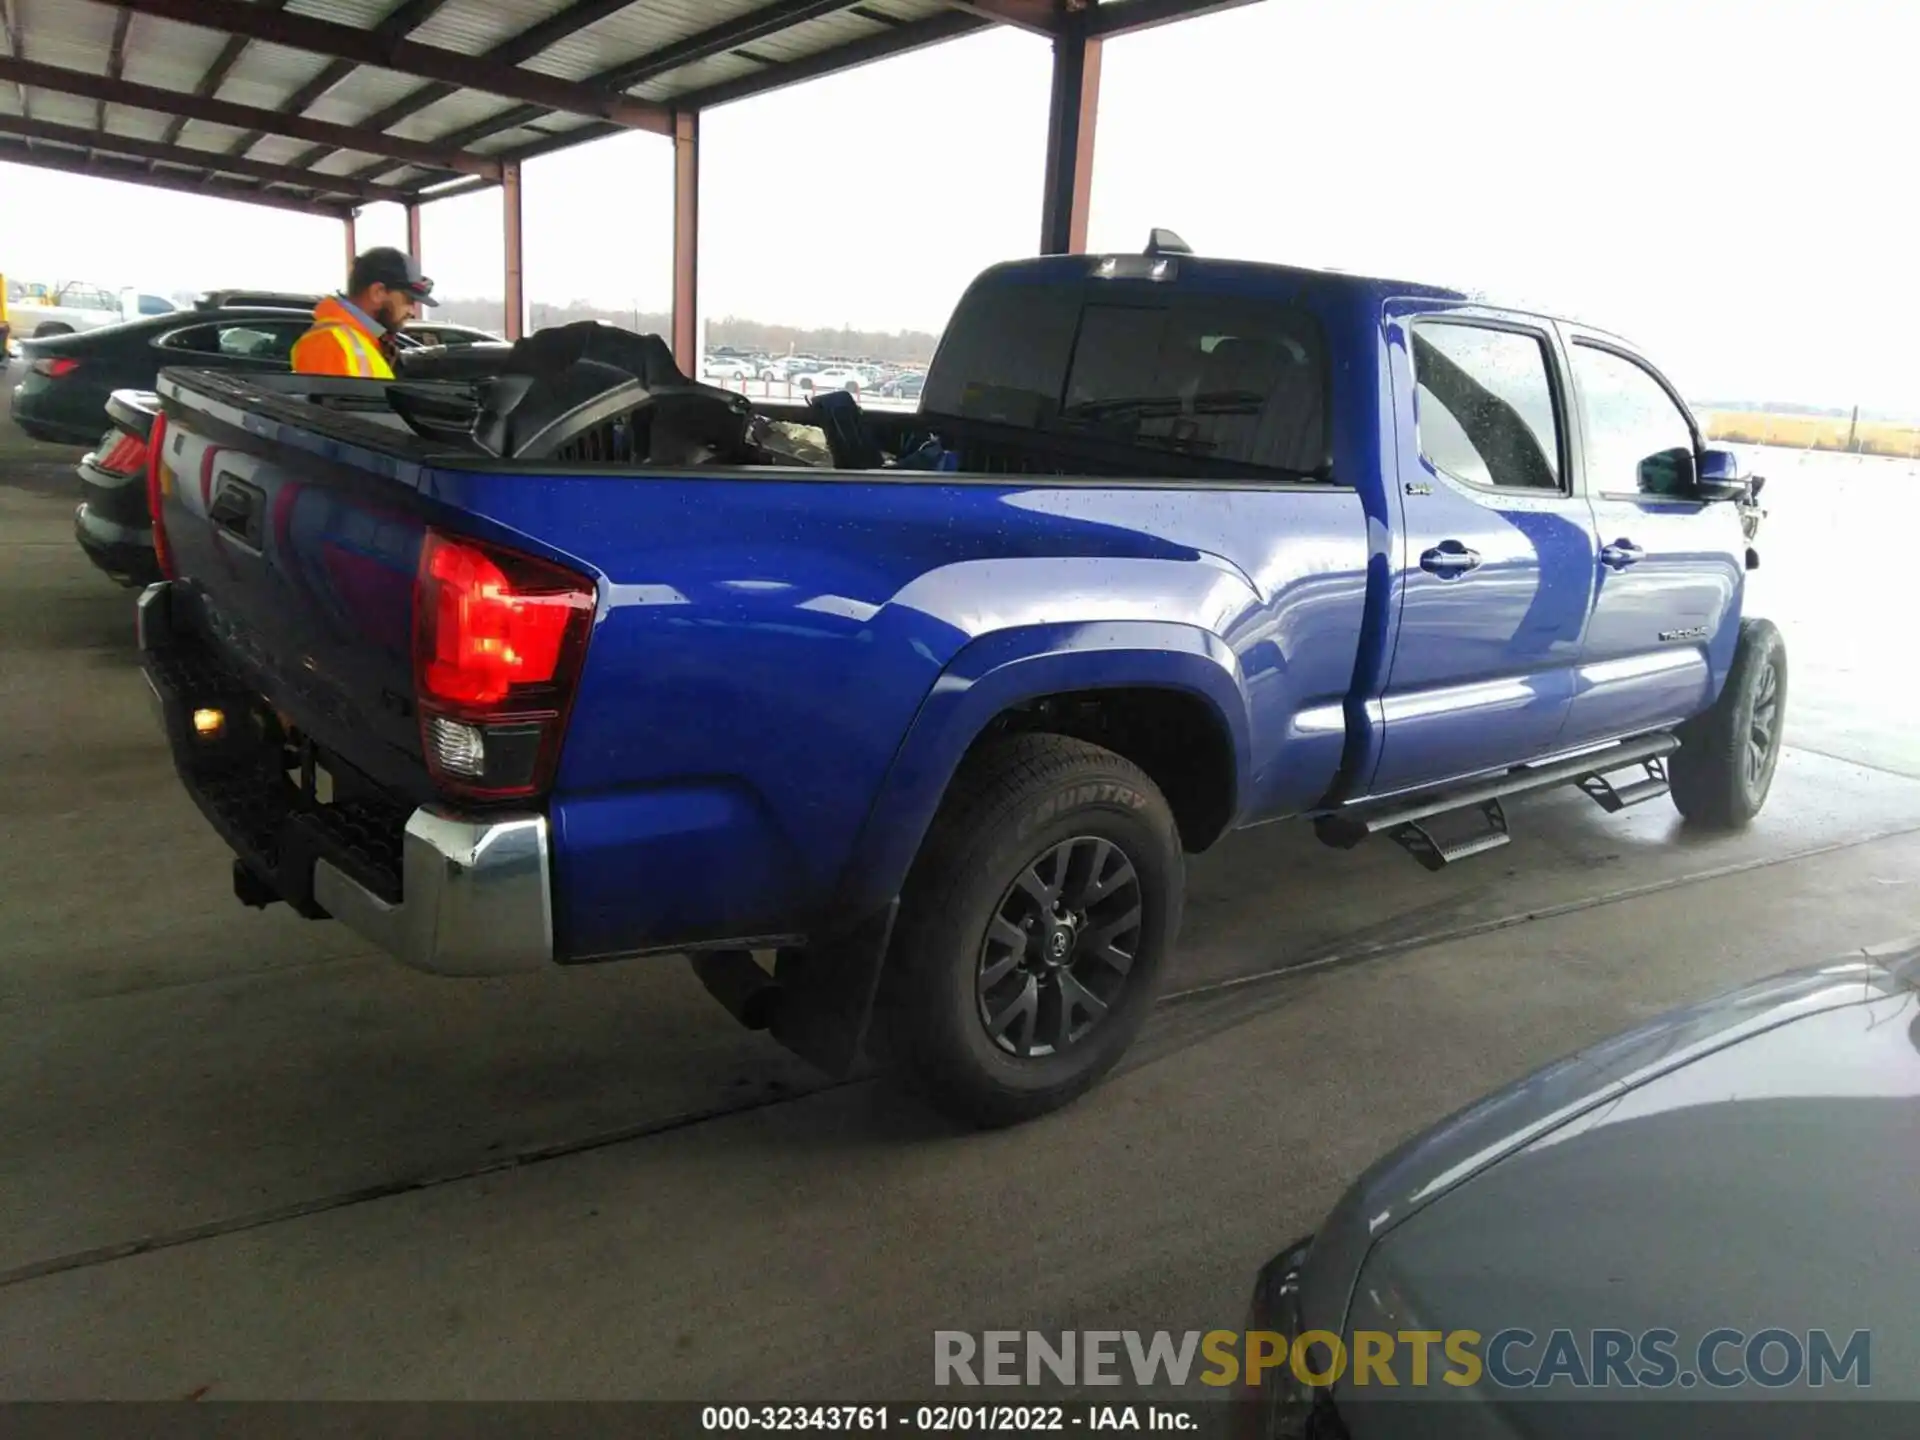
[135,238,1778,1126]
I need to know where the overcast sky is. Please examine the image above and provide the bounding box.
[5,0,1916,409]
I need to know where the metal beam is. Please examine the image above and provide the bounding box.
[344,212,358,276]
[0,0,26,130]
[1086,0,1259,36]
[938,0,1058,36]
[405,203,422,265]
[670,9,990,112]
[1038,5,1100,254]
[247,0,457,178]
[502,161,524,341]
[220,0,452,163]
[671,110,698,375]
[158,1,289,152]
[0,113,411,201]
[596,0,859,91]
[408,175,496,205]
[99,7,133,144]
[221,58,354,163]
[106,0,672,130]
[0,137,349,216]
[0,57,505,178]
[314,0,640,181]
[357,0,862,175]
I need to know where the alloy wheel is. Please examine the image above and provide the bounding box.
[976,835,1143,1058]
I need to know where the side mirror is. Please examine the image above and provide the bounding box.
[1637,446,1696,497]
[1692,446,1750,502]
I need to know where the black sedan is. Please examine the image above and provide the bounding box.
[10,308,497,445]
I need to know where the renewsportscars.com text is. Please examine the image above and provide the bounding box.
[934,1329,1871,1391]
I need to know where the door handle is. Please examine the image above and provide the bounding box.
[1600,540,1645,570]
[1420,541,1482,578]
[208,478,265,547]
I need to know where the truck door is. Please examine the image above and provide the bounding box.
[1559,337,1746,749]
[1371,311,1598,796]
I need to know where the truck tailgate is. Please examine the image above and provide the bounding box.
[151,371,442,806]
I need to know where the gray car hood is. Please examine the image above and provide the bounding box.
[1296,941,1920,1429]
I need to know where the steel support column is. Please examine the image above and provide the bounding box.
[344,210,358,274]
[1038,4,1101,255]
[405,202,423,266]
[671,109,699,375]
[502,160,524,340]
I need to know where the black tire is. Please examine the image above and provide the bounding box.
[882,733,1183,1129]
[33,322,74,338]
[1669,617,1787,829]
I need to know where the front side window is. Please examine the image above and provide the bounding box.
[1571,343,1697,497]
[1411,322,1563,492]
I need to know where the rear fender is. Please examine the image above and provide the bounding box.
[831,620,1252,918]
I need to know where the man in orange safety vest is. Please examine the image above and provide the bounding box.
[291,246,437,379]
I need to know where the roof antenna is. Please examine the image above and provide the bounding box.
[1145,228,1192,257]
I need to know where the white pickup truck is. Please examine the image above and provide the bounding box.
[3,278,130,347]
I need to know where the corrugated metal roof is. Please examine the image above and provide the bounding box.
[628,54,760,105]
[385,88,522,142]
[173,118,253,155]
[409,0,573,57]
[215,41,343,112]
[102,108,175,144]
[21,90,99,131]
[0,0,1172,212]
[120,17,232,93]
[306,66,431,126]
[17,1,123,74]
[523,0,769,84]
[244,134,316,166]
[286,0,400,28]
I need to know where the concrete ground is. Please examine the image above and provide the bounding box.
[1,363,1915,1400]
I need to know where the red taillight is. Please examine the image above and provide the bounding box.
[98,431,148,477]
[32,357,81,378]
[412,530,595,800]
[145,412,176,580]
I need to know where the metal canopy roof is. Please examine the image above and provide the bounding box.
[0,0,1244,218]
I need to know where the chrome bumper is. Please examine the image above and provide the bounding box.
[312,807,555,977]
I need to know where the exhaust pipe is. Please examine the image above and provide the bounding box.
[689,950,781,1031]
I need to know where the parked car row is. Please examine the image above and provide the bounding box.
[3,299,497,586]
[700,347,929,398]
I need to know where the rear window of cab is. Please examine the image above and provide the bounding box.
[924,277,1329,478]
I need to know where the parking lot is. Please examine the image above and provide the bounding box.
[2,358,1917,1400]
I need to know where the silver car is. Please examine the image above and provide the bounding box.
[1246,940,1920,1437]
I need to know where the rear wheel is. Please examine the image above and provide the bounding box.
[33,322,74,338]
[882,734,1183,1128]
[1669,618,1787,829]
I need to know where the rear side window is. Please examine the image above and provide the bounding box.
[1411,321,1563,492]
[924,278,1328,477]
[213,323,305,362]
[158,322,305,362]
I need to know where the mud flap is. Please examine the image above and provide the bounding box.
[767,899,899,1079]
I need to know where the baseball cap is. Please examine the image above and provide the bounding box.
[349,246,439,307]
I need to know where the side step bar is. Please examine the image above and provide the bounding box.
[1316,734,1681,871]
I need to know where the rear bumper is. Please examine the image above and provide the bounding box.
[75,503,161,587]
[137,581,554,977]
[310,808,554,977]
